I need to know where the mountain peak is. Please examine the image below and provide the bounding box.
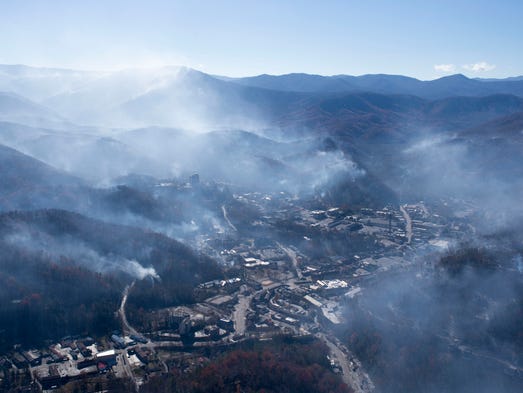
[437,73,470,81]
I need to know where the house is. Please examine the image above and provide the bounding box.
[96,350,117,371]
[111,334,126,349]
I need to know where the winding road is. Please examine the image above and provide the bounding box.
[278,243,303,279]
[118,282,168,375]
[318,333,375,393]
[400,205,413,244]
[221,205,237,232]
[119,281,139,336]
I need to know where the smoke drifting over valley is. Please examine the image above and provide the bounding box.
[1,64,523,393]
[397,127,523,231]
[4,228,159,281]
[343,246,523,393]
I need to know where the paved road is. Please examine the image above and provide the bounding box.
[221,205,238,232]
[118,282,168,375]
[231,283,281,335]
[318,333,374,393]
[232,293,253,335]
[278,243,303,279]
[400,205,413,244]
[112,352,138,392]
[119,281,139,336]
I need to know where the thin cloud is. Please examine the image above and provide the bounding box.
[462,61,496,72]
[434,64,456,73]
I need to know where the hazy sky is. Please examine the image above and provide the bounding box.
[1,0,522,79]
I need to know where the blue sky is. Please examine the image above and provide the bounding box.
[0,0,522,79]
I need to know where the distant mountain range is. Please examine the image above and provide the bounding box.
[1,63,523,208]
[4,63,522,101]
[2,64,523,130]
[229,72,523,98]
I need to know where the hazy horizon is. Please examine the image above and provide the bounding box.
[2,62,522,82]
[1,0,523,79]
